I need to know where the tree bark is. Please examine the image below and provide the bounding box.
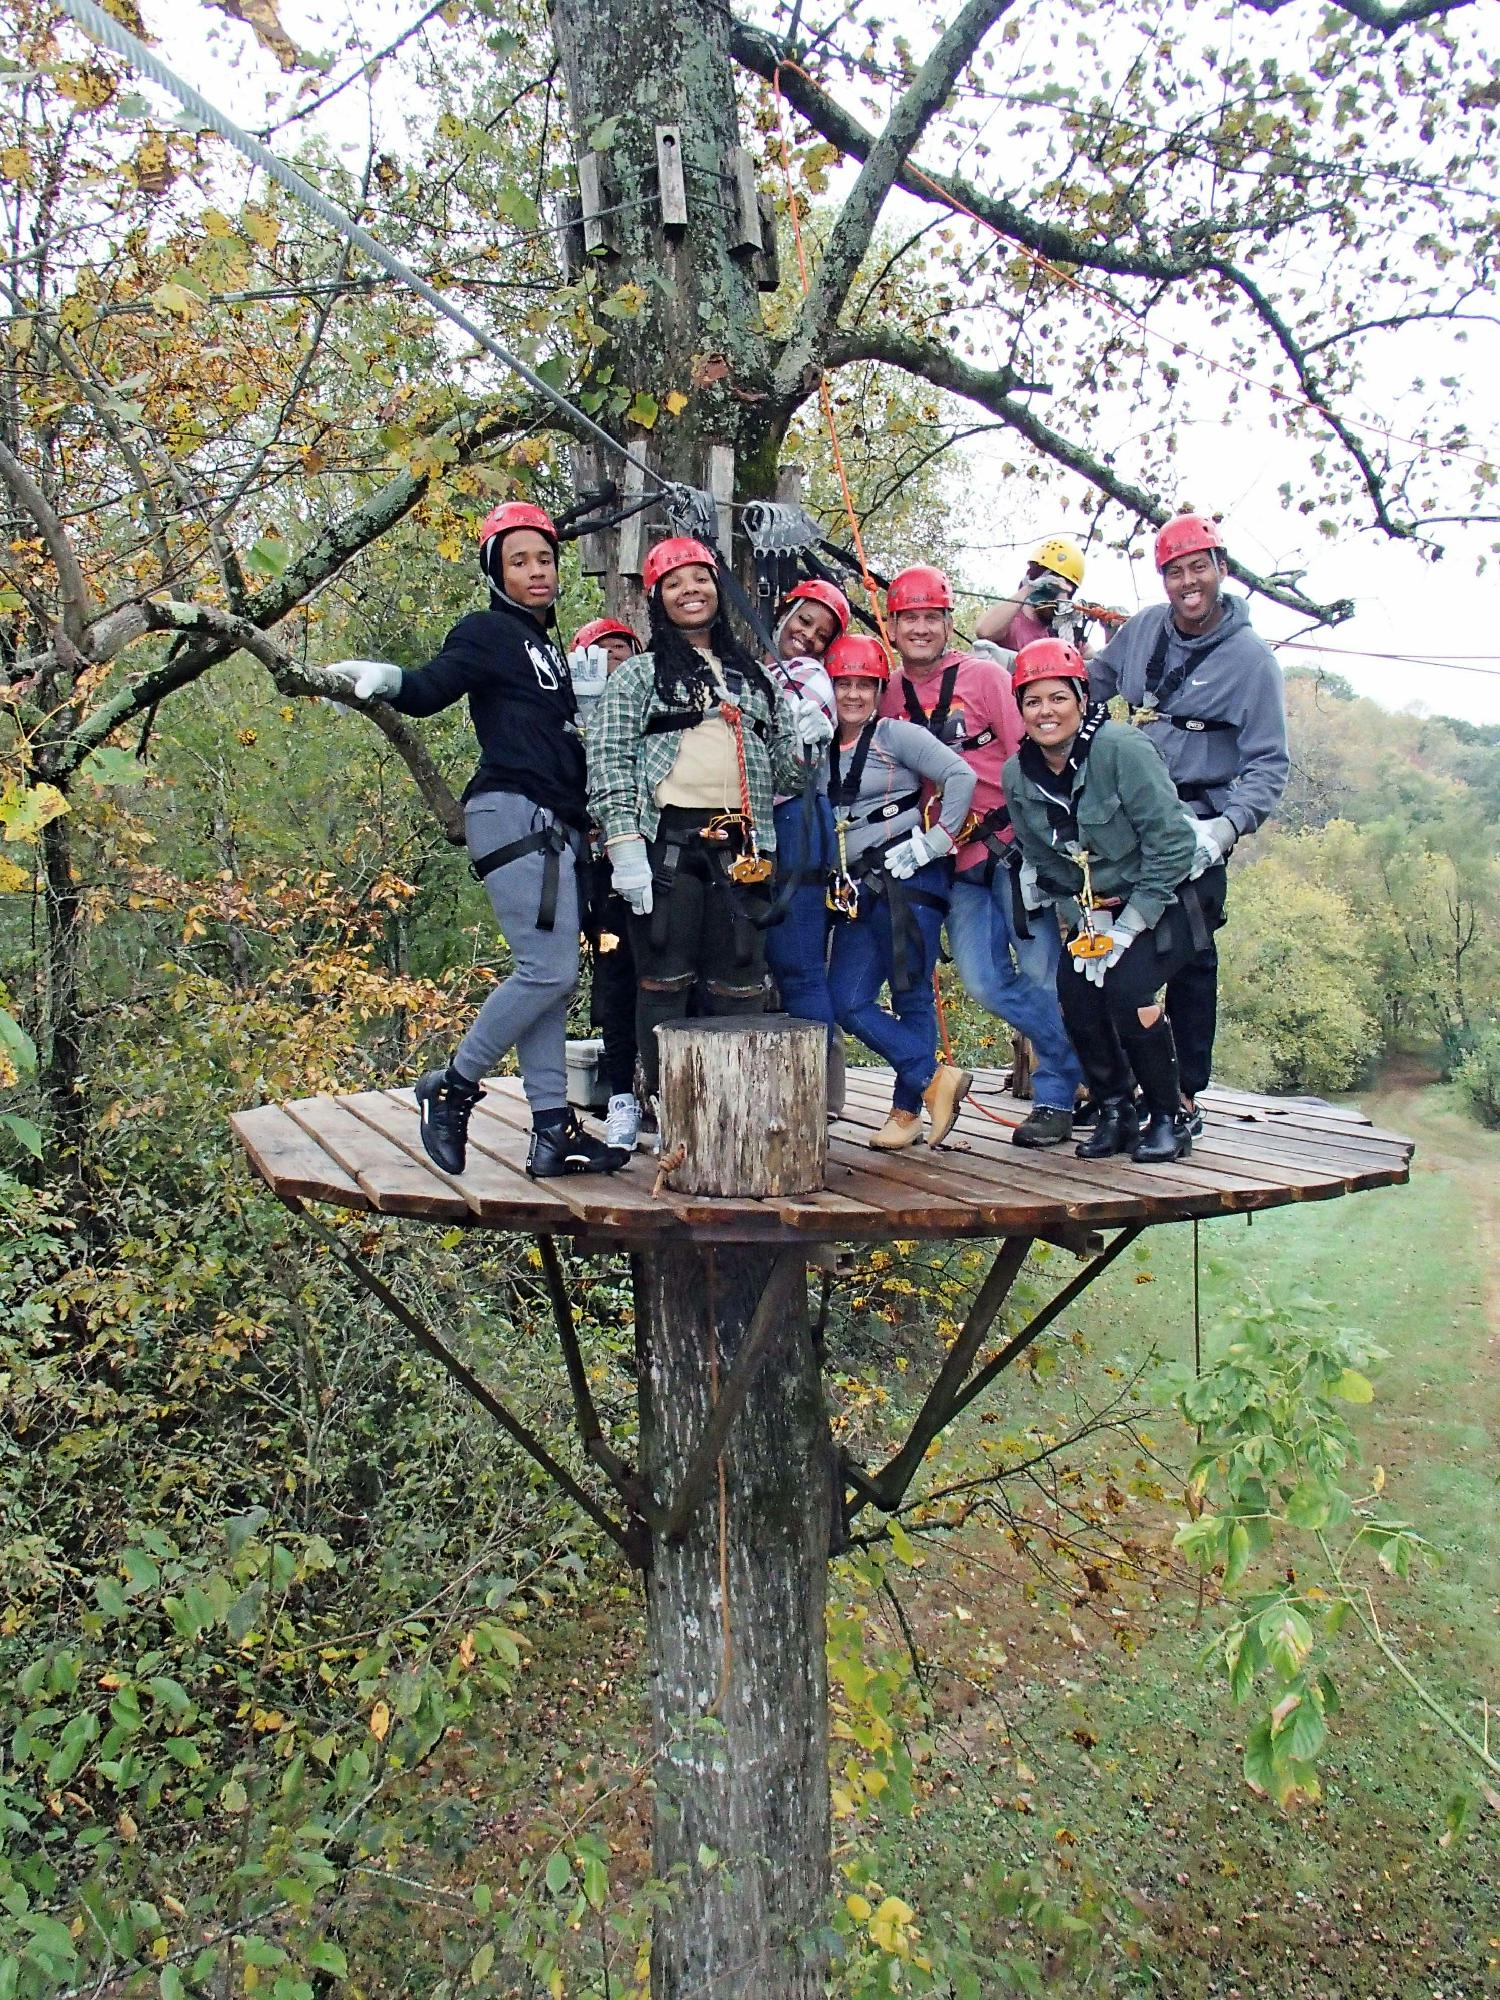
[637,1245,834,1997]
[38,806,90,1204]
[657,1016,826,1195]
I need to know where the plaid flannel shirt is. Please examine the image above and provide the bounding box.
[587,652,804,850]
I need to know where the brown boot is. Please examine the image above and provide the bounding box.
[869,1107,923,1151]
[923,1064,973,1147]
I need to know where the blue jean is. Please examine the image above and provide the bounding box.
[946,871,1083,1110]
[827,859,947,1111]
[764,793,836,1030]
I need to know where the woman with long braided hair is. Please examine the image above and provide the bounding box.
[586,538,827,1099]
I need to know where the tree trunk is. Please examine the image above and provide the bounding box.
[39,805,90,1204]
[636,1244,834,1997]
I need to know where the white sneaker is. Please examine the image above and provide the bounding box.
[604,1092,639,1151]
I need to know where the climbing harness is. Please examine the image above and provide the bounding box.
[900,665,998,755]
[470,813,584,933]
[1128,622,1237,729]
[722,703,773,884]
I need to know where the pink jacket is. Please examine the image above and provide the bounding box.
[880,650,1024,873]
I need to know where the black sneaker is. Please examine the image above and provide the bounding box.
[527,1110,631,1178]
[1180,1102,1204,1138]
[414,1068,485,1176]
[1011,1104,1074,1149]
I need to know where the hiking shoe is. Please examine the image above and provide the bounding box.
[869,1107,924,1151]
[1179,1101,1204,1137]
[527,1110,631,1178]
[1011,1104,1073,1149]
[414,1067,485,1176]
[922,1064,973,1147]
[604,1092,640,1151]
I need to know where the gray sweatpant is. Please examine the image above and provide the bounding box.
[453,790,580,1114]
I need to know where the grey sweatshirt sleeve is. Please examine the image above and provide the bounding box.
[880,718,977,838]
[1221,646,1289,834]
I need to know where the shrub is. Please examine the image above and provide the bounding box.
[1453,1020,1500,1127]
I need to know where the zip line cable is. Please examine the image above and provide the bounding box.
[57,0,673,506]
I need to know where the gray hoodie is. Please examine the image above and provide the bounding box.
[1090,595,1288,835]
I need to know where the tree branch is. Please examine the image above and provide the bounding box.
[771,0,1016,406]
[1246,0,1473,31]
[0,435,93,645]
[827,323,1352,623]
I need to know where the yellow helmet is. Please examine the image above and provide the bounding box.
[1031,536,1085,587]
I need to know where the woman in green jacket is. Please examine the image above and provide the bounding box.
[1001,639,1217,1163]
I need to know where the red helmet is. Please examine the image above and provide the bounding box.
[1154,514,1224,571]
[886,565,953,615]
[571,616,640,654]
[824,634,891,682]
[478,500,558,548]
[780,578,851,636]
[1012,637,1089,691]
[642,536,717,595]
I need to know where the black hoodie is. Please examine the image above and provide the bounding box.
[386,597,587,826]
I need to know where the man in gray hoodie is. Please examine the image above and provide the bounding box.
[1087,514,1288,1127]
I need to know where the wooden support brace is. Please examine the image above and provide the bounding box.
[944,1224,1147,1426]
[707,443,734,557]
[729,148,763,254]
[862,1235,1033,1514]
[577,151,618,256]
[617,449,652,578]
[658,1248,806,1542]
[534,1236,658,1527]
[754,191,781,292]
[282,1199,643,1563]
[655,126,688,231]
[570,445,608,575]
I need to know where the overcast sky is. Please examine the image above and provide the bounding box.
[139,0,1500,726]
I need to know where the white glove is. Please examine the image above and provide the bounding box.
[1018,859,1050,911]
[883,824,954,880]
[568,645,609,711]
[789,695,833,749]
[324,659,403,701]
[608,836,653,916]
[1188,813,1239,878]
[970,638,1018,672]
[1026,573,1074,611]
[1078,904,1149,985]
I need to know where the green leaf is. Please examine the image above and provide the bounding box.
[1259,1605,1314,1679]
[581,1854,608,1909]
[220,1778,248,1814]
[696,1843,719,1871]
[0,1112,42,1157]
[469,1944,495,1983]
[1223,1521,1251,1590]
[305,1941,347,1976]
[0,1007,37,1076]
[888,1520,918,1566]
[1242,1715,1278,1795]
[544,1851,571,1896]
[624,391,658,430]
[587,116,620,150]
[160,1968,186,2000]
[95,1576,129,1620]
[1330,1369,1373,1403]
[78,746,146,789]
[472,1882,492,1917]
[245,535,289,578]
[496,183,539,231]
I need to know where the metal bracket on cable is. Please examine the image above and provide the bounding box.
[660,482,720,549]
[742,501,823,622]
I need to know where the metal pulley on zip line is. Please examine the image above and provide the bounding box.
[1065,851,1117,960]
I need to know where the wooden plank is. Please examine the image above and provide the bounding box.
[617,451,650,578]
[707,443,734,559]
[231,1103,370,1209]
[344,1090,574,1227]
[753,191,780,291]
[577,151,617,256]
[281,1096,468,1220]
[655,126,687,229]
[1186,1126,1408,1192]
[825,1131,1080,1232]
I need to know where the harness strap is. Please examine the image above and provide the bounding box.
[900,663,993,751]
[470,819,579,933]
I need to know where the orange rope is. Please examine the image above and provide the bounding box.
[773,66,892,653]
[773,56,1490,478]
[933,965,1024,1130]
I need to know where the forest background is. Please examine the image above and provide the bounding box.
[1,0,1498,1992]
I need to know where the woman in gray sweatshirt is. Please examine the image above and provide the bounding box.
[823,634,976,1151]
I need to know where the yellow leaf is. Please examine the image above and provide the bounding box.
[846,1893,872,1921]
[664,390,689,416]
[0,146,32,187]
[0,857,31,892]
[152,282,202,321]
[242,204,280,250]
[1,781,68,842]
[369,1699,390,1741]
[201,208,234,239]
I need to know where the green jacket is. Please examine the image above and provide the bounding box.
[1002,718,1198,928]
[587,651,803,850]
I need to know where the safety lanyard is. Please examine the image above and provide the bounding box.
[1132,621,1234,724]
[719,701,773,883]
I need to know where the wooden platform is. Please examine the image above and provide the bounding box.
[230,1069,1413,1247]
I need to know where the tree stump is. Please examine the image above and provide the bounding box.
[656,1015,826,1196]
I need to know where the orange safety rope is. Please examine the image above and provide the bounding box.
[772,56,1492,479]
[773,66,893,653]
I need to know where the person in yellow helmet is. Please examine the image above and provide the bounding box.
[975,537,1086,659]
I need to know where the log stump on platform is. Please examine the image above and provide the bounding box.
[656,1015,826,1196]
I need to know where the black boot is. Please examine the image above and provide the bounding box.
[414,1067,485,1175]
[1126,1019,1191,1164]
[527,1108,631,1178]
[1075,1095,1140,1158]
